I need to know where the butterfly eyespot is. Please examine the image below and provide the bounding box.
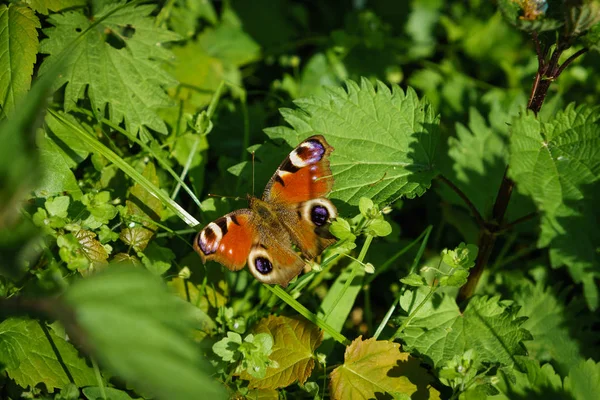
[311,205,329,226]
[255,257,273,275]
[197,222,223,255]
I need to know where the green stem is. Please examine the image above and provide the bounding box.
[266,285,350,346]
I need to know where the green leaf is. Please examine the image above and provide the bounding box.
[494,357,567,399]
[213,331,243,362]
[35,131,83,200]
[265,79,440,206]
[329,337,440,399]
[514,282,588,376]
[0,4,40,116]
[81,191,118,229]
[62,267,226,399]
[367,219,392,237]
[38,3,180,135]
[564,358,600,400]
[329,218,356,241]
[398,291,531,368]
[58,230,109,271]
[45,195,70,219]
[440,107,509,217]
[358,197,375,217]
[400,273,427,287]
[0,318,96,391]
[25,0,86,15]
[439,268,469,287]
[509,104,600,309]
[140,241,175,275]
[82,386,136,400]
[239,315,323,389]
[441,242,478,270]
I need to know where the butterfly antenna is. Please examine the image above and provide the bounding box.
[252,150,256,196]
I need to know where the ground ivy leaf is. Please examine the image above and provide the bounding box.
[0,318,96,391]
[398,290,531,368]
[62,267,225,399]
[265,78,440,206]
[38,3,180,135]
[564,359,600,400]
[329,336,440,400]
[509,104,600,309]
[45,195,70,218]
[0,4,39,115]
[239,315,323,389]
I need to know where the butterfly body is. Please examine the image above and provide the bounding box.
[194,135,337,287]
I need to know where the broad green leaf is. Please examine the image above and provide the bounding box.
[168,0,217,38]
[265,78,440,206]
[35,132,83,200]
[0,318,96,390]
[0,4,39,115]
[239,315,323,389]
[62,267,226,399]
[509,104,600,309]
[492,357,566,399]
[44,111,90,167]
[564,359,600,400]
[25,0,86,15]
[329,337,440,400]
[39,3,180,135]
[398,290,531,368]
[45,195,70,219]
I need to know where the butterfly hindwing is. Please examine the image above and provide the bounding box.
[193,209,255,271]
[246,238,306,287]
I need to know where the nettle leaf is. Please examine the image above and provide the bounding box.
[564,358,600,400]
[514,282,589,376]
[329,337,440,400]
[440,107,508,218]
[0,4,39,115]
[239,315,323,389]
[38,2,180,135]
[494,357,566,399]
[62,267,225,399]
[25,0,86,15]
[0,318,96,391]
[509,104,600,309]
[265,78,440,206]
[398,290,531,368]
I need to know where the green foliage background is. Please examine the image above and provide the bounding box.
[1,0,599,399]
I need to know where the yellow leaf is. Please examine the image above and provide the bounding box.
[240,315,323,389]
[329,336,441,400]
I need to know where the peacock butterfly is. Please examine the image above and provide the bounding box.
[193,135,337,287]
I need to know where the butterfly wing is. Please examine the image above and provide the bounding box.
[246,236,306,287]
[263,135,337,259]
[193,209,255,271]
[263,135,334,204]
